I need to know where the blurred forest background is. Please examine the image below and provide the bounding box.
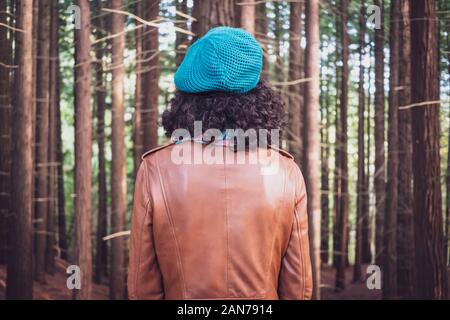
[0,0,449,300]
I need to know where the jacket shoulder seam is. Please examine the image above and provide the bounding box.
[268,145,294,160]
[141,142,175,160]
[154,153,188,298]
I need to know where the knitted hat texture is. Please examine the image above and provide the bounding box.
[174,27,263,93]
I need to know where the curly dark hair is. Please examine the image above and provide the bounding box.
[162,80,285,148]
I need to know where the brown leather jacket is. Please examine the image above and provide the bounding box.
[127,142,312,300]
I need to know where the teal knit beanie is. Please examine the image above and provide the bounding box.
[174,27,263,93]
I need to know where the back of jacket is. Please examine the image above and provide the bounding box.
[127,142,312,300]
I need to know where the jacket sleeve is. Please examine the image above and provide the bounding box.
[127,160,164,300]
[278,163,313,300]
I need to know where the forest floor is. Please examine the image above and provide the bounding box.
[0,262,447,300]
[321,264,381,300]
[0,258,108,300]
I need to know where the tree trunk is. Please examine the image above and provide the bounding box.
[374,0,386,268]
[255,2,269,79]
[273,2,285,85]
[56,67,67,261]
[447,102,450,266]
[45,0,59,274]
[410,0,448,299]
[133,0,144,175]
[94,2,108,284]
[240,2,255,34]
[444,0,450,268]
[397,0,415,299]
[363,59,372,264]
[192,0,234,39]
[34,0,51,283]
[6,0,34,299]
[142,0,160,150]
[333,34,342,269]
[287,1,303,166]
[304,0,321,299]
[110,0,127,300]
[74,0,93,300]
[321,77,330,265]
[234,1,241,28]
[383,0,400,299]
[31,0,38,164]
[273,2,289,146]
[335,0,349,291]
[175,0,188,67]
[0,0,12,265]
[354,0,366,283]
